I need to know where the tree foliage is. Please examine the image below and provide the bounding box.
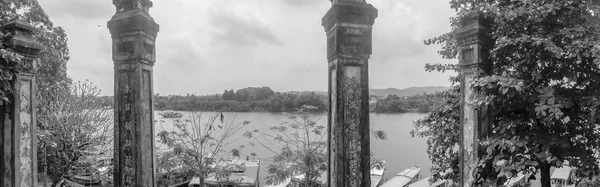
[244,105,328,186]
[0,0,71,90]
[412,86,461,183]
[244,105,388,186]
[373,94,442,113]
[156,112,249,186]
[154,89,328,113]
[149,87,440,113]
[37,81,113,186]
[417,1,600,187]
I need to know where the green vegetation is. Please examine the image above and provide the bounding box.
[243,105,388,187]
[154,87,327,112]
[415,1,600,187]
[37,81,113,186]
[371,94,442,113]
[92,86,444,113]
[1,1,76,185]
[156,112,249,187]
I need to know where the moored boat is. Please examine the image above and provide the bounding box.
[380,166,422,187]
[371,160,386,187]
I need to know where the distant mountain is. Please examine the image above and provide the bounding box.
[284,86,448,97]
[370,86,448,97]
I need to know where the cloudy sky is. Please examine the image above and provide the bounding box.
[38,0,456,96]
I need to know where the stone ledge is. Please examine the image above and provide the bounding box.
[107,9,160,38]
[322,2,378,32]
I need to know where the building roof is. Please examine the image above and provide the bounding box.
[551,166,573,180]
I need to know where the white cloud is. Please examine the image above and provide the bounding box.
[38,0,456,96]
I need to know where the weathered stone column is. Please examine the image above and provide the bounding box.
[108,0,159,186]
[0,19,42,187]
[322,1,376,186]
[456,12,493,187]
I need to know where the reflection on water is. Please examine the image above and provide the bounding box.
[154,111,430,183]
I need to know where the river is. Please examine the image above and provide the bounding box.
[153,111,431,184]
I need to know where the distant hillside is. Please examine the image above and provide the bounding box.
[284,86,448,97]
[370,86,448,97]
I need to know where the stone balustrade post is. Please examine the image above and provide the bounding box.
[456,12,493,187]
[322,0,377,186]
[108,0,159,186]
[0,19,43,187]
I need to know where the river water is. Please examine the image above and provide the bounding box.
[153,111,431,183]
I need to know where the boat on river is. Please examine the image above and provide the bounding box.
[380,166,422,187]
[407,177,449,187]
[371,160,386,187]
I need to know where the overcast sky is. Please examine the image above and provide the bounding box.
[38,0,456,96]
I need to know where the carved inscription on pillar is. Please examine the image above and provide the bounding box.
[343,66,362,187]
[328,27,372,59]
[117,72,135,187]
[19,78,33,187]
[339,27,371,56]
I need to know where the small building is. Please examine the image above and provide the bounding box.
[551,165,574,187]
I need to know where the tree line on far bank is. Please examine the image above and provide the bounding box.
[96,86,444,113]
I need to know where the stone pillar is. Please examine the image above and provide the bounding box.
[0,19,42,187]
[322,1,376,186]
[107,0,159,186]
[456,12,493,187]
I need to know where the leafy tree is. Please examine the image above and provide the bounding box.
[1,3,72,185]
[222,89,235,100]
[157,112,249,186]
[1,0,70,101]
[417,1,600,187]
[0,0,71,90]
[244,105,388,186]
[0,32,24,102]
[156,151,195,187]
[576,177,600,187]
[36,81,113,186]
[154,91,328,113]
[412,86,461,183]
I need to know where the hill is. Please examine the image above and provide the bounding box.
[285,86,448,97]
[369,86,448,97]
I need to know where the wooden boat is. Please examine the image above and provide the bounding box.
[371,160,386,187]
[380,167,422,187]
[407,177,449,187]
